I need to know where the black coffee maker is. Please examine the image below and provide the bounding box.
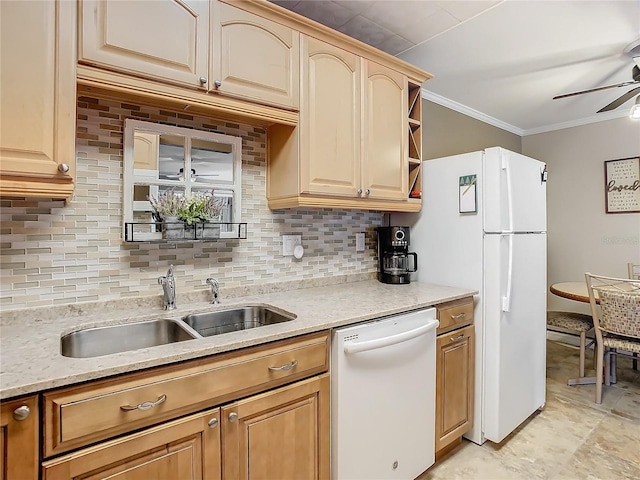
[376,226,418,284]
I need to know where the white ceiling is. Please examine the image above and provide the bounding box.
[271,0,640,135]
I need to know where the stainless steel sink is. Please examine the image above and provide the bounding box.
[182,305,296,337]
[61,319,199,358]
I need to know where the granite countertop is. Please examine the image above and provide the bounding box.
[0,279,476,400]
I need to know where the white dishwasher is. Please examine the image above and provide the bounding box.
[331,308,438,480]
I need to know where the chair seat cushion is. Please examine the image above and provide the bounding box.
[547,311,593,332]
[603,335,640,354]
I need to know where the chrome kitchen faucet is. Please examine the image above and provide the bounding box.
[206,277,219,304]
[158,265,177,310]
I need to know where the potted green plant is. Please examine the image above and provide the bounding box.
[148,189,224,239]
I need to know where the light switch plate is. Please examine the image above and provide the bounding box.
[282,235,302,256]
[356,233,365,252]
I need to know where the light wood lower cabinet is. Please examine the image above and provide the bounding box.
[41,332,330,479]
[0,396,39,480]
[43,374,329,480]
[223,374,330,480]
[0,0,76,199]
[42,408,221,480]
[435,323,475,453]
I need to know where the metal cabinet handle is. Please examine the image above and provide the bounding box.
[58,163,70,174]
[357,188,363,195]
[228,412,238,422]
[13,406,30,421]
[120,394,166,411]
[450,334,465,343]
[214,80,222,88]
[451,313,466,319]
[268,360,298,371]
[199,76,208,85]
[208,417,218,428]
[365,189,370,195]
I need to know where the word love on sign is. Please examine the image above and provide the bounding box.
[605,157,640,214]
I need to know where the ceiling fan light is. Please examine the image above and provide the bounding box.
[630,96,640,120]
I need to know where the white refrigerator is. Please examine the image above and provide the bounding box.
[393,146,547,445]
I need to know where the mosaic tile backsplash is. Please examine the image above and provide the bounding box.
[0,97,383,310]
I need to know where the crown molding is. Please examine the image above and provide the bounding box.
[521,109,631,135]
[421,88,634,137]
[421,89,524,136]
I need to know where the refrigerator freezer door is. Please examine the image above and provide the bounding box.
[483,147,547,233]
[482,232,547,443]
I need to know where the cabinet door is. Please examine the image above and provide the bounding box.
[79,0,209,89]
[43,408,221,480]
[300,36,361,197]
[362,60,408,200]
[213,2,299,108]
[0,0,76,198]
[0,396,38,480]
[222,374,330,480]
[435,324,475,452]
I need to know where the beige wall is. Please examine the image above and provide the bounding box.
[522,117,640,313]
[422,100,521,159]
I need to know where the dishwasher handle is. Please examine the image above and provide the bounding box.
[343,319,439,354]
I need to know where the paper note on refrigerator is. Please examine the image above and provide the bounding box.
[459,175,477,213]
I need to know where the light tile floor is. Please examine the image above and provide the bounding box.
[419,341,640,479]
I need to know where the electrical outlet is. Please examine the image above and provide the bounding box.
[282,235,302,256]
[356,232,365,252]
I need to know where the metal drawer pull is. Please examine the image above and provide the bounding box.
[451,313,466,319]
[120,394,167,411]
[228,412,238,422]
[208,417,218,428]
[268,360,298,371]
[450,334,465,342]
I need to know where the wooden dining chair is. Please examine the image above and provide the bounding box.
[585,273,640,404]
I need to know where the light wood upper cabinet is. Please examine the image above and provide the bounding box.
[362,60,408,200]
[267,36,417,210]
[0,396,39,480]
[42,408,221,480]
[79,0,210,89]
[0,0,76,199]
[299,37,360,196]
[212,2,299,108]
[222,374,330,480]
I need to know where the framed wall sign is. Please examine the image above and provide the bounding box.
[604,157,640,214]
[459,174,477,214]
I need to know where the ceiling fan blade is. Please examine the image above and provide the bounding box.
[597,85,640,113]
[553,80,639,100]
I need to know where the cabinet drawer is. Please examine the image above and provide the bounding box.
[436,297,474,334]
[44,331,329,457]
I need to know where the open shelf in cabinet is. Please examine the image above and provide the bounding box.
[408,82,422,199]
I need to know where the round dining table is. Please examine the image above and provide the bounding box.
[549,281,598,304]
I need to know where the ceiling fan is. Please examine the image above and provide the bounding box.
[553,39,640,113]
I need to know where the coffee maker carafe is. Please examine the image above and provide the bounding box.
[376,226,418,284]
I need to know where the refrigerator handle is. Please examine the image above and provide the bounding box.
[501,153,514,232]
[502,234,514,312]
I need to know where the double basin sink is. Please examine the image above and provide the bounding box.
[61,305,296,358]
